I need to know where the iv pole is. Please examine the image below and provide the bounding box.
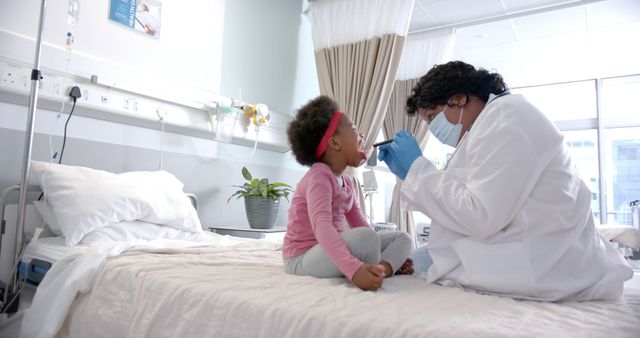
[11,0,47,296]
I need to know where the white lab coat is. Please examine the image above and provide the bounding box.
[402,94,633,301]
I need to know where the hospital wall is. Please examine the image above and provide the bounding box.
[221,0,320,114]
[0,0,226,104]
[0,0,319,231]
[0,99,307,230]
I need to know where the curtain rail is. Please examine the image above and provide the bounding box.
[408,0,605,35]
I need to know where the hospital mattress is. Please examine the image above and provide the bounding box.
[56,239,640,338]
[22,237,71,263]
[18,236,82,284]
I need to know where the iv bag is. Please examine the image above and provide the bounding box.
[68,0,79,26]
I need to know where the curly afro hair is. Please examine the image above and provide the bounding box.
[406,61,508,116]
[287,95,339,166]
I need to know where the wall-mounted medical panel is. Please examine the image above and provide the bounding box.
[0,58,292,153]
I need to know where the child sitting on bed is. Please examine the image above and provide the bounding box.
[283,95,414,291]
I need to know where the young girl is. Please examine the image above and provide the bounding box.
[283,95,413,291]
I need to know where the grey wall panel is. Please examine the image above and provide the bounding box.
[0,127,306,230]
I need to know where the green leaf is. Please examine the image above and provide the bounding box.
[228,167,296,202]
[258,179,268,197]
[242,166,252,181]
[227,191,243,203]
[269,182,292,189]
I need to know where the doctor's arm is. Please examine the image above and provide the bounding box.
[402,124,550,239]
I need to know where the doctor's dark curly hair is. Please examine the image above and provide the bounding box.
[406,61,509,116]
[287,95,339,166]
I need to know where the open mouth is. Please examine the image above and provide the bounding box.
[357,139,366,160]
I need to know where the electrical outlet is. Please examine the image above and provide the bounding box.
[40,75,66,97]
[52,83,62,96]
[1,65,21,87]
[1,70,13,85]
[19,75,28,89]
[39,78,52,96]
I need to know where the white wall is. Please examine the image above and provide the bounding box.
[221,0,320,115]
[0,0,320,230]
[0,107,306,231]
[0,0,225,101]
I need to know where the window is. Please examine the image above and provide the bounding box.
[604,127,640,225]
[374,75,640,228]
[513,75,640,225]
[602,75,640,225]
[513,81,597,122]
[601,75,640,127]
[422,132,454,170]
[560,129,600,220]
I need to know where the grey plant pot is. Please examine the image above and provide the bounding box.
[244,196,279,229]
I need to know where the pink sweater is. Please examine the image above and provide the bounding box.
[283,162,370,280]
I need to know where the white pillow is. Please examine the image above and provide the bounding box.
[32,200,62,235]
[30,161,203,246]
[80,220,206,246]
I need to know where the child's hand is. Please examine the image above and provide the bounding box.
[352,264,385,291]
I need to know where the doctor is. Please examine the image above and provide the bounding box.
[378,61,633,301]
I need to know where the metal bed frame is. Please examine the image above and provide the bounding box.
[0,185,42,313]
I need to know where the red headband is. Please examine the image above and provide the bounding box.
[315,111,343,159]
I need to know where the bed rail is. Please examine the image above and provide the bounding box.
[0,185,42,250]
[0,184,42,311]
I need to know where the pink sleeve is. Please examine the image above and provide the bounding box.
[306,172,364,280]
[344,177,370,229]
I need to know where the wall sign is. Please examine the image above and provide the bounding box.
[109,0,162,39]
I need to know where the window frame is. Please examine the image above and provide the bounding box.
[514,73,640,224]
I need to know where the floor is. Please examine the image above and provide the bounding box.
[0,284,34,338]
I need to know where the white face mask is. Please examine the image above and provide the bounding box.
[429,105,464,147]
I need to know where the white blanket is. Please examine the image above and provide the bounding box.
[19,234,640,338]
[19,234,241,338]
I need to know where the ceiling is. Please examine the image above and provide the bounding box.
[409,0,640,86]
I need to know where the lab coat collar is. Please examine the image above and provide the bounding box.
[487,91,511,104]
[443,91,511,170]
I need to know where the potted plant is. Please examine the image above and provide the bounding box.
[228,166,294,229]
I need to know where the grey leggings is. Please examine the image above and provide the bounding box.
[284,227,412,278]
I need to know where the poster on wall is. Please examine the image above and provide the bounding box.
[108,0,162,39]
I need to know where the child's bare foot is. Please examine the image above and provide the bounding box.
[395,258,414,275]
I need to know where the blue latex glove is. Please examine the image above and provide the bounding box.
[377,130,422,180]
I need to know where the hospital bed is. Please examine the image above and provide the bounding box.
[17,237,64,285]
[1,187,200,288]
[5,162,640,338]
[25,234,640,338]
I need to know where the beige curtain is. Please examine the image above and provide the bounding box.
[382,78,430,247]
[379,27,456,247]
[315,34,406,213]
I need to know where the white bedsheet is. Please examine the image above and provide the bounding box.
[20,234,640,338]
[21,237,78,264]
